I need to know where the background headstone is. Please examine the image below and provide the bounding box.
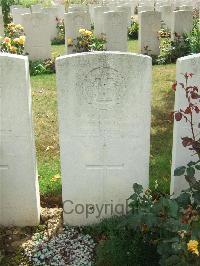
[139,11,161,56]
[171,10,193,40]
[12,7,31,26]
[0,53,40,226]
[94,6,109,38]
[22,13,51,60]
[65,11,91,54]
[31,4,43,13]
[104,11,128,52]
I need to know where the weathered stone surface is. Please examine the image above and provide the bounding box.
[139,11,161,55]
[22,13,51,60]
[12,7,31,26]
[103,11,128,52]
[56,52,152,225]
[93,6,109,38]
[171,10,193,40]
[0,53,40,226]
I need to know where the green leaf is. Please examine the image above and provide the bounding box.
[195,164,200,170]
[133,183,143,194]
[174,166,186,176]
[186,167,195,177]
[176,192,191,207]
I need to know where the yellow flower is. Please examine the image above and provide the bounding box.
[15,24,23,30]
[18,35,26,45]
[187,240,199,256]
[10,46,17,53]
[67,37,73,46]
[51,174,61,182]
[85,30,92,36]
[79,28,86,34]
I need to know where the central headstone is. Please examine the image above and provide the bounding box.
[56,52,152,225]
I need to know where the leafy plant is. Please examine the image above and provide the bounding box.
[83,216,159,266]
[0,0,15,25]
[184,20,200,54]
[157,34,190,65]
[122,182,200,266]
[67,28,106,53]
[29,58,56,76]
[0,23,25,54]
[18,0,52,8]
[52,18,65,45]
[128,18,139,40]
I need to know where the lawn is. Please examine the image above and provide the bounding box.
[31,40,176,199]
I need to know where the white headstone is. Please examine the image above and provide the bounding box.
[0,14,3,37]
[12,7,31,26]
[68,4,88,13]
[31,4,43,13]
[0,53,40,226]
[139,11,161,56]
[138,5,154,12]
[22,13,51,60]
[160,5,172,30]
[116,5,132,26]
[65,11,91,54]
[94,6,109,38]
[171,10,193,40]
[56,52,152,225]
[104,11,128,52]
[43,7,60,40]
[171,54,200,197]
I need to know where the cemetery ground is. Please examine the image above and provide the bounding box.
[35,40,176,205]
[1,41,177,266]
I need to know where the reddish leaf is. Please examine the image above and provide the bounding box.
[184,107,191,114]
[175,112,182,121]
[172,81,177,91]
[182,137,193,147]
[194,106,200,113]
[191,92,199,99]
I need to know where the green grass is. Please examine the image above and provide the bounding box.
[31,40,176,197]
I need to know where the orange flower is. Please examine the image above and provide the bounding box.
[4,37,11,43]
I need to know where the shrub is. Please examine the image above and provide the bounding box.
[67,28,106,53]
[18,0,52,8]
[0,23,25,54]
[0,0,15,25]
[52,18,65,45]
[120,74,200,266]
[157,21,200,65]
[86,74,200,266]
[157,34,190,65]
[184,20,200,54]
[128,18,139,40]
[29,58,56,76]
[84,216,159,266]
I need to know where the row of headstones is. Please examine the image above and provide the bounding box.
[139,9,194,55]
[0,2,197,60]
[0,51,199,227]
